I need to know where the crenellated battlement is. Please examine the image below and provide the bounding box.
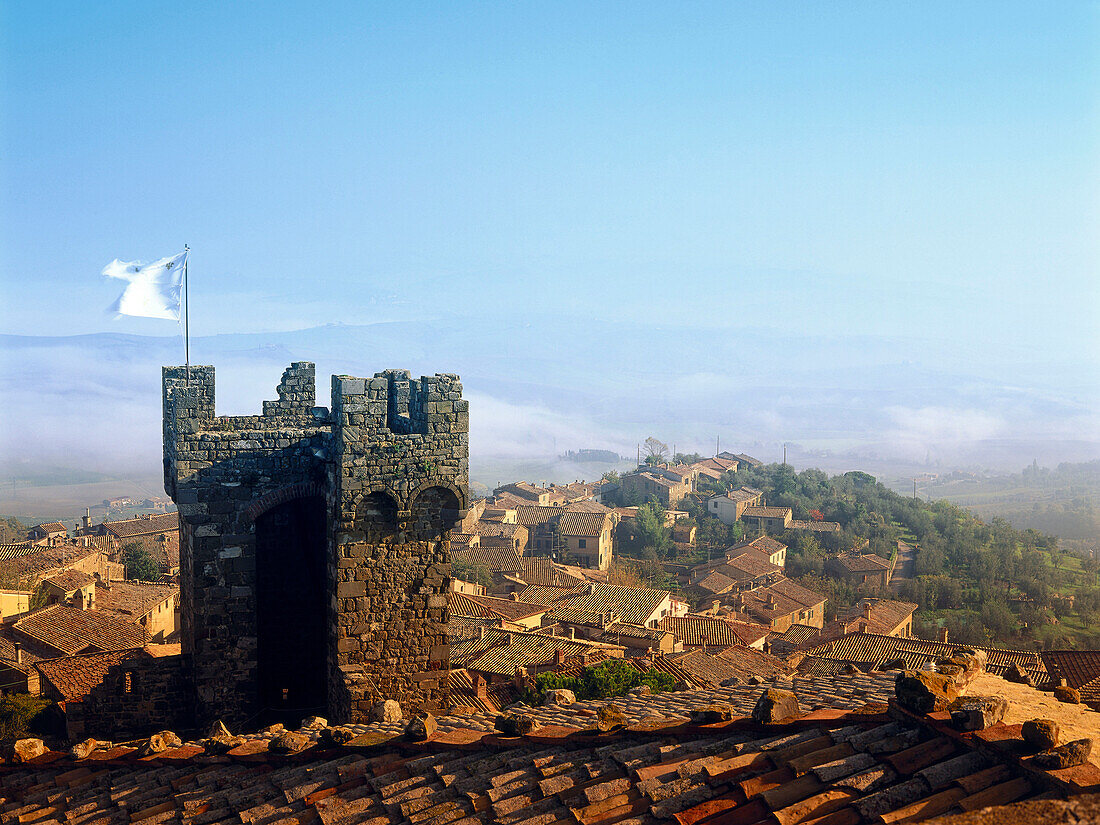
[160,361,468,730]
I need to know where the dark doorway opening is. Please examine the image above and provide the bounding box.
[255,495,327,724]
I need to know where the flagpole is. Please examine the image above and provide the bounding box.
[184,245,190,384]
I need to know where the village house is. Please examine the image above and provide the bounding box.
[788,519,842,533]
[616,467,691,507]
[726,535,788,568]
[658,613,771,651]
[595,622,676,655]
[706,487,764,525]
[826,551,894,590]
[98,513,180,575]
[3,538,117,589]
[472,521,528,552]
[728,579,827,631]
[721,451,762,468]
[492,482,551,505]
[798,629,1045,682]
[41,570,98,608]
[450,626,625,683]
[544,481,600,505]
[555,510,615,570]
[448,591,549,631]
[832,598,917,637]
[740,505,793,532]
[518,581,684,628]
[94,580,180,643]
[10,604,148,659]
[27,522,67,545]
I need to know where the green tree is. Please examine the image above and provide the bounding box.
[635,502,672,558]
[122,542,160,581]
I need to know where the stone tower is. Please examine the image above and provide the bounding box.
[162,362,468,729]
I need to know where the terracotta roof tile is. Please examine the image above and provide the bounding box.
[802,632,1046,681]
[35,647,146,701]
[42,570,96,592]
[12,604,147,656]
[658,615,770,648]
[742,506,793,519]
[518,583,670,628]
[95,581,178,620]
[101,513,178,539]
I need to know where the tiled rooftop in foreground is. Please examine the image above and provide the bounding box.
[0,662,1099,825]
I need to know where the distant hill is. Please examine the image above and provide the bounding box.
[931,460,1100,546]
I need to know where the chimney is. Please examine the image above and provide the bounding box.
[939,626,949,644]
[478,625,486,639]
[13,642,22,664]
[473,671,488,699]
[862,602,872,621]
[554,648,566,665]
[569,627,575,640]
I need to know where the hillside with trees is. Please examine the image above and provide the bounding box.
[619,461,1100,650]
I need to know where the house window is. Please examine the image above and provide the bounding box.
[578,539,587,549]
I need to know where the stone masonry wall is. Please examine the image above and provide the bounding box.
[66,652,194,741]
[328,371,468,718]
[163,362,467,730]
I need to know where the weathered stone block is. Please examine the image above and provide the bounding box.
[1022,719,1061,751]
[596,704,626,731]
[690,704,735,724]
[752,689,801,724]
[894,670,959,714]
[1054,685,1082,704]
[949,696,1008,731]
[1032,738,1092,769]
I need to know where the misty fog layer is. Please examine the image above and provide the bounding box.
[1,317,1096,492]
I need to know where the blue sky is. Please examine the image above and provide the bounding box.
[2,2,1096,346]
[0,3,1098,481]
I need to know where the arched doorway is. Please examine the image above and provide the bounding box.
[254,495,327,723]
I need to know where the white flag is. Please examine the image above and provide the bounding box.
[103,250,187,320]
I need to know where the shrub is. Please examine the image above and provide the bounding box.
[0,693,51,739]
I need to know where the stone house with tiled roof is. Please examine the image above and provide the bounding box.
[99,513,180,575]
[493,481,551,505]
[741,505,794,532]
[27,522,67,545]
[827,551,895,590]
[668,642,792,684]
[659,614,771,651]
[800,630,1047,682]
[2,538,114,589]
[618,468,692,507]
[472,520,528,552]
[41,570,97,607]
[727,534,787,567]
[556,510,615,570]
[35,644,189,740]
[789,518,842,533]
[707,487,765,524]
[730,578,827,631]
[450,626,625,680]
[518,581,680,628]
[94,580,180,643]
[833,598,917,638]
[447,591,549,631]
[11,604,148,658]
